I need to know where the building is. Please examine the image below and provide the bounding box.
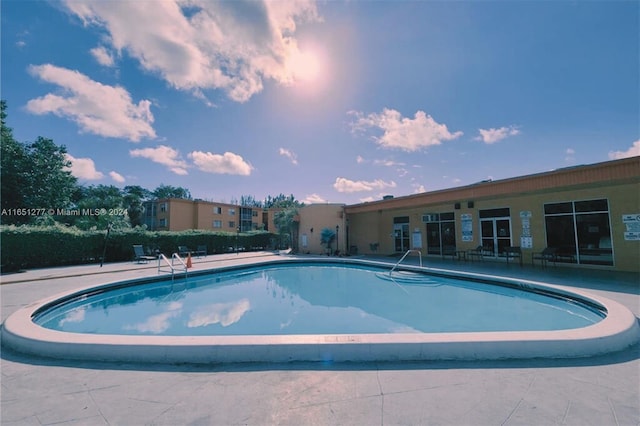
[141,157,639,272]
[142,199,271,232]
[344,156,639,272]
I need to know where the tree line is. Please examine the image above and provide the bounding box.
[1,101,303,231]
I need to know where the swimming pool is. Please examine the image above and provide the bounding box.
[2,258,639,363]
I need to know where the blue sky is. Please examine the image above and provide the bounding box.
[2,0,638,205]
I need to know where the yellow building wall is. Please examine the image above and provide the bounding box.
[298,204,346,254]
[346,181,639,272]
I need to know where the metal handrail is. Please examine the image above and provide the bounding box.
[389,249,422,275]
[157,253,188,278]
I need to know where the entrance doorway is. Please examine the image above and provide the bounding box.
[479,208,511,257]
[393,219,410,253]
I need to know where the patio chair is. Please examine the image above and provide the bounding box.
[195,245,207,258]
[442,245,457,260]
[178,246,191,257]
[467,245,487,261]
[532,247,557,268]
[133,245,156,264]
[503,246,522,266]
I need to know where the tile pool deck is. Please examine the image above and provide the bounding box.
[1,252,638,425]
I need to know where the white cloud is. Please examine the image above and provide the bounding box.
[358,196,377,203]
[475,125,520,144]
[188,151,252,175]
[303,193,326,204]
[608,140,640,160]
[349,108,463,152]
[63,0,321,103]
[188,299,250,328]
[356,155,366,164]
[412,184,426,194]
[130,145,188,175]
[333,177,396,193]
[90,46,115,66]
[26,64,156,142]
[373,159,405,167]
[279,147,298,165]
[64,154,104,180]
[109,171,125,183]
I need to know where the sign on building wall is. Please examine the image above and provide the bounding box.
[461,214,473,242]
[520,211,533,248]
[412,229,423,249]
[622,214,640,241]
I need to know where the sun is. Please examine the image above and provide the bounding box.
[288,46,327,89]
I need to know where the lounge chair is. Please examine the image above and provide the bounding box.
[133,245,156,264]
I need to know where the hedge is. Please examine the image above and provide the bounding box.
[0,225,278,271]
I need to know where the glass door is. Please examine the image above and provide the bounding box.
[393,223,410,253]
[480,218,511,257]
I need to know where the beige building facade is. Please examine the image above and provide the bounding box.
[345,157,639,272]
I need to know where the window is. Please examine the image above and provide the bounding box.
[212,220,222,228]
[229,221,235,229]
[159,218,167,227]
[228,208,235,216]
[252,210,258,217]
[159,203,167,213]
[213,206,222,214]
[543,199,612,266]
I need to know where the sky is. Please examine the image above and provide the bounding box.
[2,0,638,206]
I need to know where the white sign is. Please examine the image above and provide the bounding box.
[461,214,473,242]
[412,231,422,249]
[623,214,640,233]
[624,232,640,241]
[521,236,533,249]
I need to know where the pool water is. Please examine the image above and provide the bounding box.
[34,263,604,336]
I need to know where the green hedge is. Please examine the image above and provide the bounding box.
[0,225,277,271]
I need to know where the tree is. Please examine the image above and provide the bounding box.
[263,193,304,209]
[68,185,127,230]
[273,207,300,251]
[320,227,336,254]
[123,185,152,227]
[153,184,191,200]
[0,101,28,219]
[1,102,77,225]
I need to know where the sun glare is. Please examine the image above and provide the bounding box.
[288,46,327,92]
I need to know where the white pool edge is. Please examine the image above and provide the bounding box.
[2,259,639,364]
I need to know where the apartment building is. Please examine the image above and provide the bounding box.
[143,198,272,232]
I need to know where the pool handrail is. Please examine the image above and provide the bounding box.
[157,253,188,278]
[390,249,422,275]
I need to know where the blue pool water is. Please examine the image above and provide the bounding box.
[34,262,605,336]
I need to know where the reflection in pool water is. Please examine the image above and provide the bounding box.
[34,263,604,336]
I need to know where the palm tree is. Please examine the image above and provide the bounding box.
[320,227,336,255]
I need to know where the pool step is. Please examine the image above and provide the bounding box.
[375,271,442,286]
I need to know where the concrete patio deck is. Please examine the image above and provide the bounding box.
[1,252,638,425]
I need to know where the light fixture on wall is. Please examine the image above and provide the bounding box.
[310,228,313,233]
[454,203,461,210]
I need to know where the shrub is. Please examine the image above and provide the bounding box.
[0,225,276,271]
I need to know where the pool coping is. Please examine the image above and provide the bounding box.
[2,257,639,364]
